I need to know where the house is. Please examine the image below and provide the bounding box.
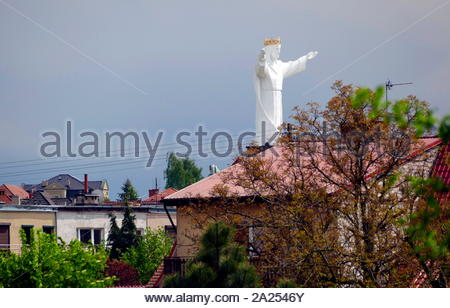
[55,205,173,245]
[0,184,30,204]
[162,137,448,262]
[23,174,109,204]
[0,199,177,252]
[0,205,57,253]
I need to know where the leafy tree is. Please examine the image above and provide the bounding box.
[164,222,259,288]
[353,86,449,287]
[184,82,445,287]
[118,178,139,202]
[108,206,139,259]
[122,228,173,284]
[0,230,114,287]
[164,152,203,189]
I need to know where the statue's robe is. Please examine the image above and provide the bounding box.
[254,55,308,144]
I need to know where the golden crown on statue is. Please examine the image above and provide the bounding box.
[264,37,281,46]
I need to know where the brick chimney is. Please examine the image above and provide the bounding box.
[148,189,159,198]
[84,174,88,194]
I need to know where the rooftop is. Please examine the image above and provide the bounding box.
[164,137,443,202]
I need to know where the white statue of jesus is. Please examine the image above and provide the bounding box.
[254,37,318,144]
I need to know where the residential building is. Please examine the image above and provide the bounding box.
[163,138,448,261]
[0,203,176,251]
[23,174,109,204]
[0,205,57,253]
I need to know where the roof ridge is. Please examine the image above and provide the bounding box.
[167,173,218,199]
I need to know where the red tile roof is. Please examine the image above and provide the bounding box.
[141,188,178,204]
[1,184,30,199]
[165,138,442,201]
[431,143,450,203]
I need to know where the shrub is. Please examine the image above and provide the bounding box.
[0,230,114,288]
[105,260,141,287]
[121,228,172,284]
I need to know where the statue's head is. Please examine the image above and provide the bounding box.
[264,37,281,62]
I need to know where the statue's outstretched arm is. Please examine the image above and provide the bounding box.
[283,51,318,78]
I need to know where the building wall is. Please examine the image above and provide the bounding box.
[175,207,203,258]
[43,183,67,199]
[175,204,262,258]
[56,210,148,244]
[147,212,176,230]
[0,211,56,252]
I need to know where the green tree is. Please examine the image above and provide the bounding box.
[0,231,114,288]
[122,228,173,284]
[108,206,139,259]
[352,86,449,287]
[164,152,203,189]
[107,213,120,258]
[164,222,259,288]
[118,178,139,202]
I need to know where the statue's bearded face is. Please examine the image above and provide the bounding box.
[265,45,281,62]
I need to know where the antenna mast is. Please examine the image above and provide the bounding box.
[385,79,413,102]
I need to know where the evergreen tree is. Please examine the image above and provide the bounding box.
[108,207,139,259]
[108,214,121,259]
[164,222,259,288]
[118,178,139,202]
[120,206,138,248]
[164,152,203,189]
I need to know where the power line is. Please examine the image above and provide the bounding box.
[0,131,260,167]
[0,143,240,180]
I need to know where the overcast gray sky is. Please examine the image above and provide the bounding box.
[1,0,449,197]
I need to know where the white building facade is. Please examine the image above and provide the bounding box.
[56,206,175,245]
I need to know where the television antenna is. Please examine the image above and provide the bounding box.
[385,79,413,102]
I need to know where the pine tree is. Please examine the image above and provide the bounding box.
[108,207,139,259]
[164,152,203,189]
[164,222,259,287]
[118,178,139,202]
[120,206,138,248]
[107,214,121,259]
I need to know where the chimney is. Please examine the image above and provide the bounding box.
[84,174,88,194]
[11,196,21,205]
[148,189,159,198]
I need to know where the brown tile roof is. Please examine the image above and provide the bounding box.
[165,137,442,201]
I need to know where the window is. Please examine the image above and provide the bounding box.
[42,226,55,234]
[0,224,10,250]
[21,225,34,245]
[0,191,4,195]
[136,228,144,236]
[234,224,264,257]
[93,229,101,245]
[248,226,264,257]
[78,228,103,245]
